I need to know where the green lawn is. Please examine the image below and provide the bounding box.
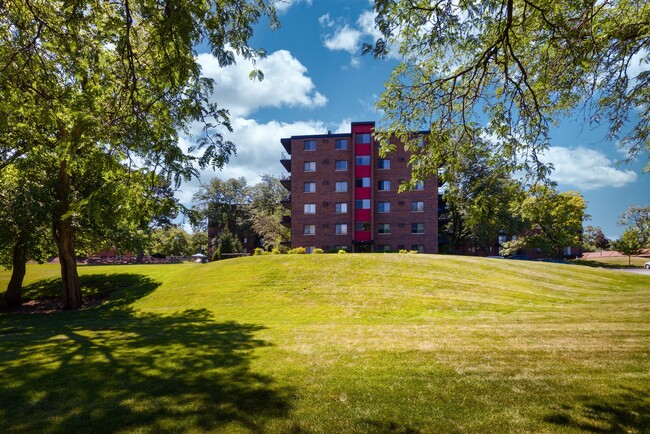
[573,255,649,268]
[1,255,649,433]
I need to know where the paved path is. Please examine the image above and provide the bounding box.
[617,268,650,276]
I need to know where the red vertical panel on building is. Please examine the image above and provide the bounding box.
[352,123,374,243]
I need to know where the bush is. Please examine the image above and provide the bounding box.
[253,247,265,256]
[337,249,348,254]
[288,247,306,254]
[399,249,408,254]
[270,247,282,255]
[313,248,324,254]
[408,250,419,254]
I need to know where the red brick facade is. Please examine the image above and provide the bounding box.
[281,121,439,253]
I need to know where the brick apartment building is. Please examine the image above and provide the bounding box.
[280,121,439,253]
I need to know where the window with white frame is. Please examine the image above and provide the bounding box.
[378,223,391,234]
[378,159,390,169]
[304,203,316,214]
[304,182,316,193]
[335,224,348,235]
[303,224,316,235]
[304,140,316,151]
[411,244,424,253]
[411,223,424,234]
[355,199,370,209]
[355,155,370,166]
[335,139,348,150]
[306,246,315,253]
[335,202,348,213]
[304,161,316,172]
[335,181,348,192]
[411,201,424,212]
[355,221,370,231]
[378,202,390,213]
[355,177,371,188]
[378,180,390,191]
[355,133,371,144]
[335,160,348,171]
[413,180,424,190]
[378,244,391,252]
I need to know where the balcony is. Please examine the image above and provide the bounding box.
[281,193,291,209]
[281,215,291,228]
[280,173,291,191]
[281,138,292,154]
[280,152,291,172]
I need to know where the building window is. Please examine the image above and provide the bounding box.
[411,223,424,234]
[304,161,316,172]
[304,140,316,151]
[378,245,391,252]
[355,133,371,144]
[306,246,315,254]
[378,223,391,234]
[335,245,348,251]
[378,202,390,213]
[378,180,390,191]
[355,199,370,209]
[335,160,348,171]
[378,159,390,169]
[411,244,424,253]
[417,137,425,147]
[304,182,316,193]
[355,155,370,166]
[304,203,316,214]
[413,180,424,190]
[335,202,348,213]
[303,224,316,235]
[498,235,507,244]
[335,181,348,192]
[335,224,348,235]
[335,139,348,150]
[411,201,424,212]
[355,221,370,232]
[355,177,371,188]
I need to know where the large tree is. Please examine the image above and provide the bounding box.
[365,0,650,185]
[0,1,277,309]
[0,159,54,309]
[248,175,290,250]
[501,187,588,258]
[618,205,650,247]
[191,177,252,235]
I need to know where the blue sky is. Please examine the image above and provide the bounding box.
[180,0,648,239]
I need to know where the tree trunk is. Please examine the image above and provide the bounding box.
[4,241,27,308]
[52,160,82,310]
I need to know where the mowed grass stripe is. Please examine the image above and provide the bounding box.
[1,254,648,433]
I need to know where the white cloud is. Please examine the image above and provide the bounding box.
[356,10,383,42]
[322,9,402,60]
[197,50,327,118]
[324,25,363,53]
[273,0,312,13]
[540,146,638,190]
[177,118,332,206]
[318,13,333,27]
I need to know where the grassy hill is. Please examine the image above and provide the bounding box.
[1,255,648,433]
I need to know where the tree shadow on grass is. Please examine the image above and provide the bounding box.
[544,387,650,433]
[0,274,293,433]
[19,273,160,312]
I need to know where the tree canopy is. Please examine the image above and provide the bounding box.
[618,205,650,247]
[365,0,650,183]
[0,0,277,309]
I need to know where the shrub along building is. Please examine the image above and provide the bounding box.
[280,121,439,253]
